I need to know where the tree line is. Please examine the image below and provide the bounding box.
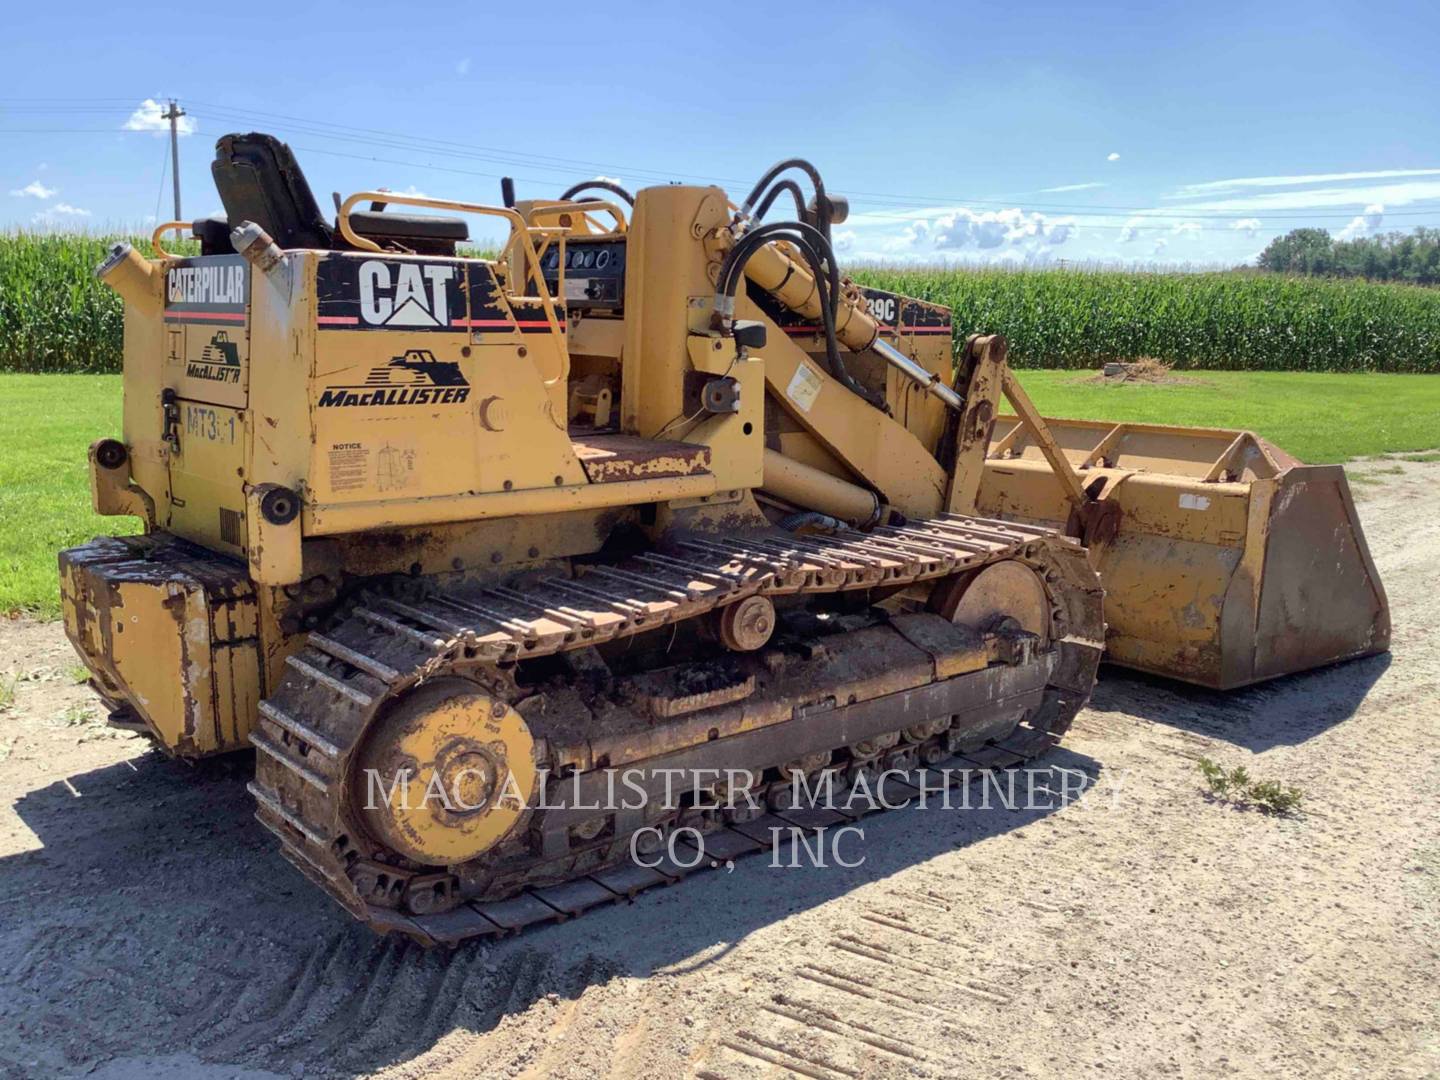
[1257,226,1440,285]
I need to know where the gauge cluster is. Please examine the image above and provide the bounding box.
[540,240,626,310]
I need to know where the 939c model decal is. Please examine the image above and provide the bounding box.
[747,282,951,338]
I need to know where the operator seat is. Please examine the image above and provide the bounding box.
[212,132,333,249]
[210,132,470,256]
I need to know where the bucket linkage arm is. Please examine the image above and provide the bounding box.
[945,335,1119,547]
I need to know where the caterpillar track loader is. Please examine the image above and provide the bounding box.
[63,134,1386,942]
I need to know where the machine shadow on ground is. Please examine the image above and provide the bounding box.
[3,742,1100,1077]
[1091,651,1391,753]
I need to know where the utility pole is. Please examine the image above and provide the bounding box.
[161,100,185,221]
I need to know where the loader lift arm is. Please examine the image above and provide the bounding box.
[713,194,1098,531]
[717,157,1383,690]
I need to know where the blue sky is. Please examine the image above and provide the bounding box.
[4,0,1439,266]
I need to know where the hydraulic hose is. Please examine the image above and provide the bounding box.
[716,222,885,409]
[726,224,963,413]
[754,179,807,222]
[718,224,858,402]
[559,180,636,207]
[738,159,831,241]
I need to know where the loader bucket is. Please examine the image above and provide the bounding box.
[976,417,1390,689]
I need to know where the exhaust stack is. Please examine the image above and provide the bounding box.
[95,243,163,317]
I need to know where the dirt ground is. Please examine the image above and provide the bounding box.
[1,460,1436,1080]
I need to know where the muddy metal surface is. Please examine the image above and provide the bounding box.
[1,460,1436,1079]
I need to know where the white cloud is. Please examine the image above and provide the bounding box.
[1152,237,1168,255]
[456,57,471,76]
[1337,203,1384,241]
[592,175,623,186]
[833,229,856,253]
[1171,168,1440,199]
[1230,217,1262,238]
[1118,216,1145,243]
[1107,152,1121,162]
[836,203,1076,264]
[1160,180,1440,214]
[374,185,430,200]
[1038,181,1105,193]
[122,99,195,136]
[928,207,1076,252]
[1171,222,1202,237]
[32,202,90,225]
[9,180,56,199]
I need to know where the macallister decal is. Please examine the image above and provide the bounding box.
[317,349,470,408]
[186,330,243,384]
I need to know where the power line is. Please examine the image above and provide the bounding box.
[4,100,1440,232]
[185,99,727,185]
[9,97,1432,220]
[152,137,169,228]
[7,121,1437,233]
[186,102,1440,220]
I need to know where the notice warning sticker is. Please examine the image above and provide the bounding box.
[328,442,370,493]
[785,362,823,413]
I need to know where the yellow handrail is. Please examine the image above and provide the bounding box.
[151,220,190,259]
[524,199,628,234]
[336,191,568,386]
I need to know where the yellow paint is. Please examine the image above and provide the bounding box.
[68,164,1390,765]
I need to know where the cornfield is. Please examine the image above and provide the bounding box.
[4,232,1440,372]
[0,231,197,373]
[853,264,1440,372]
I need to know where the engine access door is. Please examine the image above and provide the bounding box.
[162,255,252,553]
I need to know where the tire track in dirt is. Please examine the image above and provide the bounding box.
[1,461,1437,1078]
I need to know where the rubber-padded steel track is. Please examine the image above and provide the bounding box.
[249,515,1103,945]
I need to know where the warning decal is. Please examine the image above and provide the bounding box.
[328,442,370,492]
[786,362,823,413]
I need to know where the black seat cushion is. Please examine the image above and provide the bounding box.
[211,133,333,250]
[349,210,469,242]
[191,214,232,256]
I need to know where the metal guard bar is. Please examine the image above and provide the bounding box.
[151,220,190,259]
[336,191,568,386]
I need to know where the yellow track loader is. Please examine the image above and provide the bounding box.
[61,135,1387,941]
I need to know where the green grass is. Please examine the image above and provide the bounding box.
[0,374,136,617]
[853,265,1440,372]
[1012,370,1440,463]
[0,370,1437,618]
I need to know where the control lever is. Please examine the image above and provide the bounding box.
[160,388,181,452]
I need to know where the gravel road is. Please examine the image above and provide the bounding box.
[1,459,1435,1079]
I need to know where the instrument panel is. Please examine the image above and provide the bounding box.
[540,240,626,310]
